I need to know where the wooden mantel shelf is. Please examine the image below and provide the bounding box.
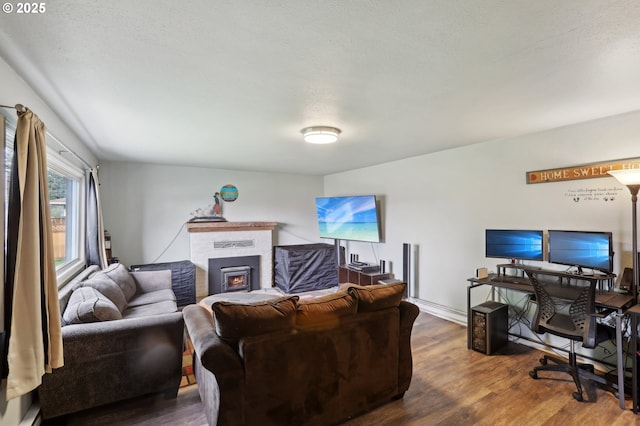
[186,221,278,233]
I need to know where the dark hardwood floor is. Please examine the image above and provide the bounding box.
[47,312,640,425]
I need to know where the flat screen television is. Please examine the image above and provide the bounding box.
[315,195,382,243]
[547,230,613,273]
[485,229,544,261]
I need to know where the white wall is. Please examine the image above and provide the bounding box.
[99,161,324,267]
[0,58,97,169]
[100,110,640,319]
[324,110,640,319]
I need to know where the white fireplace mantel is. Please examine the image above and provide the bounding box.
[187,221,278,298]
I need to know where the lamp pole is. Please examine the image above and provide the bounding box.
[631,185,639,304]
[608,169,640,412]
[629,184,639,413]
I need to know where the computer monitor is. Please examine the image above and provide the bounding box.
[547,230,613,273]
[485,229,544,261]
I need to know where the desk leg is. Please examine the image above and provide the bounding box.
[616,310,626,410]
[467,285,472,350]
[633,312,638,414]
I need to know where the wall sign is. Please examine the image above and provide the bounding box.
[526,157,640,184]
[564,186,624,203]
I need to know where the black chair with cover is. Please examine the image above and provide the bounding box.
[526,271,613,401]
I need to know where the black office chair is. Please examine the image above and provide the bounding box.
[526,271,612,401]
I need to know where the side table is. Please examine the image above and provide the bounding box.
[338,265,392,285]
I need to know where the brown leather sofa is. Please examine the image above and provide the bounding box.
[183,282,419,426]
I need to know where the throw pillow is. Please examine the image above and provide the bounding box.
[346,282,406,312]
[296,292,357,329]
[63,287,123,325]
[100,263,137,301]
[81,274,128,313]
[212,295,299,343]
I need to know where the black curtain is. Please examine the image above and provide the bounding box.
[1,125,21,379]
[86,169,100,266]
[85,168,107,268]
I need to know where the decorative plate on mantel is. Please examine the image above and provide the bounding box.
[187,216,227,223]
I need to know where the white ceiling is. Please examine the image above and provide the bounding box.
[1,0,640,175]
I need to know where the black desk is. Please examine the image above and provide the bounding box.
[467,268,633,410]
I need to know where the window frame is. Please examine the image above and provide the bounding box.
[46,145,87,285]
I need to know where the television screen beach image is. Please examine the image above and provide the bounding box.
[315,195,381,243]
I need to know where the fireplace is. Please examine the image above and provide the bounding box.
[187,221,277,298]
[221,266,251,293]
[209,255,260,294]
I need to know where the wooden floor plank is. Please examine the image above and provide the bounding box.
[48,312,640,425]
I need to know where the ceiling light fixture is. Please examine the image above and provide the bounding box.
[301,126,341,144]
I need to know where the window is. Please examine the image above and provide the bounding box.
[2,111,86,285]
[47,148,86,283]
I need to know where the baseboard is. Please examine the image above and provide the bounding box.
[20,401,41,426]
[409,297,467,326]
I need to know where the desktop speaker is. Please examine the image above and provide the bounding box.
[470,301,508,355]
[475,267,488,279]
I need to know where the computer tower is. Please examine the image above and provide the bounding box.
[470,301,508,355]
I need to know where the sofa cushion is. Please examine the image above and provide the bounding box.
[62,287,123,325]
[99,263,137,301]
[59,265,99,315]
[127,289,176,308]
[81,274,128,313]
[346,282,406,312]
[212,296,299,343]
[296,291,357,329]
[122,300,178,319]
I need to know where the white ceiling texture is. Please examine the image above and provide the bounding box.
[1,0,640,175]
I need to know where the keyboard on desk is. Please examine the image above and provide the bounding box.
[490,275,532,286]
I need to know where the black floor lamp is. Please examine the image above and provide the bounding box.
[608,168,640,412]
[608,169,640,303]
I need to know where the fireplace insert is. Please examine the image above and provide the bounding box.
[209,255,260,294]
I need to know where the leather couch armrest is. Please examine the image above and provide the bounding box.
[399,300,420,330]
[397,300,420,395]
[184,304,245,425]
[183,305,243,372]
[131,270,172,293]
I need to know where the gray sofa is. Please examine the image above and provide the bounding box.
[38,263,184,419]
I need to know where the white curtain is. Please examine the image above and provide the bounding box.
[4,107,63,400]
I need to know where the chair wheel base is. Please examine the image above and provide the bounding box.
[529,370,538,379]
[539,358,547,365]
[572,391,583,402]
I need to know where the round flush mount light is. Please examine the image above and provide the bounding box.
[301,126,341,144]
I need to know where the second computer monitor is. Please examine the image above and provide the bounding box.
[547,230,613,273]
